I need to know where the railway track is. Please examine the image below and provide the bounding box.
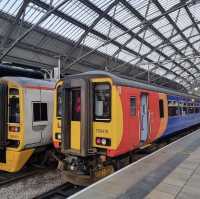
[34,183,84,199]
[34,125,200,199]
[0,164,55,187]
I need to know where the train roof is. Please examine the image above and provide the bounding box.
[65,70,199,99]
[1,76,55,89]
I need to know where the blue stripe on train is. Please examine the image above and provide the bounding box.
[162,113,200,137]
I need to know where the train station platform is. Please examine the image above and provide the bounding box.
[69,129,200,199]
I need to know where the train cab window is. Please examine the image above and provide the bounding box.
[130,97,136,116]
[94,84,111,121]
[9,97,20,123]
[71,89,81,121]
[57,86,62,117]
[159,100,164,118]
[33,102,48,122]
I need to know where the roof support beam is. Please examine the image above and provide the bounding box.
[80,0,194,80]
[62,0,120,65]
[0,0,31,50]
[0,0,70,62]
[30,0,193,85]
[119,0,199,79]
[152,0,200,72]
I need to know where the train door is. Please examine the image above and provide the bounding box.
[140,93,149,143]
[40,89,53,144]
[62,78,91,156]
[24,89,42,146]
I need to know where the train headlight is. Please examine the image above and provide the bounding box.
[101,138,107,145]
[56,133,61,140]
[9,126,20,132]
[57,134,61,140]
[96,138,101,144]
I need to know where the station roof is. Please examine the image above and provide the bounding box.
[0,0,200,93]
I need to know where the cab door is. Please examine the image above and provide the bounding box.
[62,78,91,156]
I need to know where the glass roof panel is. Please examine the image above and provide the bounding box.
[98,43,119,56]
[82,33,104,49]
[190,3,200,21]
[127,0,148,11]
[175,9,193,30]
[118,50,136,62]
[24,3,46,24]
[157,0,180,10]
[90,0,116,11]
[59,0,99,26]
[0,0,23,16]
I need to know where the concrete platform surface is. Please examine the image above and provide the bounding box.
[69,129,200,199]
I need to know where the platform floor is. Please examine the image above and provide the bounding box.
[69,129,200,199]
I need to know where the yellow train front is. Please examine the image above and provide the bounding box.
[57,71,200,185]
[0,77,55,172]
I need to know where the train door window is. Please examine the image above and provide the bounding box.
[94,83,111,121]
[159,100,164,118]
[33,102,48,122]
[71,89,81,121]
[130,97,136,116]
[9,97,20,123]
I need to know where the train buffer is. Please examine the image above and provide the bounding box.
[69,129,200,199]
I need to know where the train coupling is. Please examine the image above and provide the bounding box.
[64,156,88,175]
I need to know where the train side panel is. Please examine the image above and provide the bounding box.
[106,86,168,157]
[163,95,200,137]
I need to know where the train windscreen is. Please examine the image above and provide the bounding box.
[94,84,111,121]
[9,97,20,123]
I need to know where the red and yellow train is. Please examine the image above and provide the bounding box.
[53,71,200,184]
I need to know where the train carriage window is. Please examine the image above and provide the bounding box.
[159,100,164,118]
[9,97,20,123]
[195,107,200,113]
[168,106,179,116]
[182,107,188,115]
[71,89,81,121]
[33,102,48,122]
[130,97,136,116]
[41,103,48,121]
[188,107,194,114]
[94,83,111,121]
